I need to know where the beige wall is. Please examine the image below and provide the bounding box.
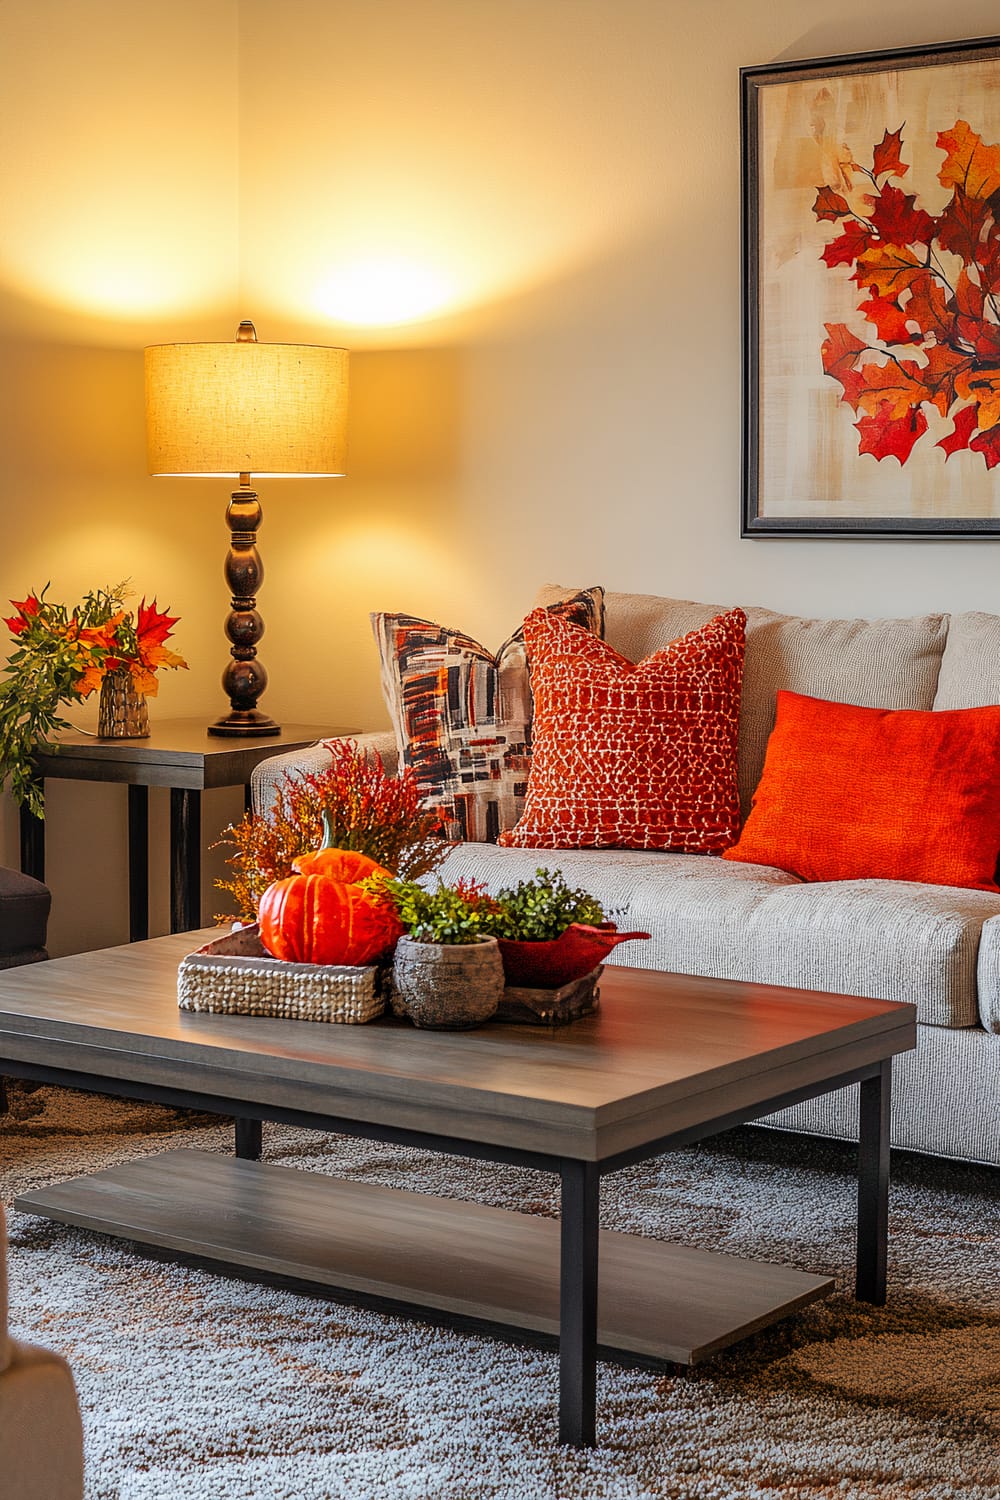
[238,0,1000,734]
[2,0,999,953]
[0,1,241,953]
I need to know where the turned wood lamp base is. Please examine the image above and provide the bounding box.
[208,709,282,739]
[209,469,282,739]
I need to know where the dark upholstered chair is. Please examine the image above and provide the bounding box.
[0,867,50,971]
[0,868,51,1117]
[0,879,82,1496]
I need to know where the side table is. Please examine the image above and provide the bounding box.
[19,721,354,937]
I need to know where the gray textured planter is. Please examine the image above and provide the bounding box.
[390,936,504,1029]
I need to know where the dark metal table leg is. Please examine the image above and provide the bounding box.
[856,1059,891,1304]
[559,1158,599,1446]
[128,786,150,942]
[235,1118,263,1160]
[19,803,45,882]
[169,788,201,933]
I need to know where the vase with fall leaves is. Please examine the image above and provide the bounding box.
[0,582,187,815]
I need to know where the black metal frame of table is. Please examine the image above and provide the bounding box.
[7,1049,893,1448]
[18,721,351,935]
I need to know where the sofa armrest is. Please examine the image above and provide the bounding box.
[0,1342,85,1499]
[250,731,400,817]
[0,1204,84,1498]
[976,914,1000,1034]
[1,1203,9,1372]
[0,1344,83,1494]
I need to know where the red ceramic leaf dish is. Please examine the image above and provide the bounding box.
[496,923,651,989]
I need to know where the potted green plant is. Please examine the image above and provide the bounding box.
[373,877,505,1029]
[376,869,651,1019]
[488,868,650,988]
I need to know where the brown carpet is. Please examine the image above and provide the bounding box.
[2,1086,998,1500]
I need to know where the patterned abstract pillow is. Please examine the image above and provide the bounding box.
[498,605,746,851]
[372,588,605,843]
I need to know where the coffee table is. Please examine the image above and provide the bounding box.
[0,931,916,1446]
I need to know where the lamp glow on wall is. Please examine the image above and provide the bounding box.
[144,322,349,736]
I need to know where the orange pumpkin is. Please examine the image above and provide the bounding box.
[259,874,402,966]
[292,847,394,882]
[289,811,395,883]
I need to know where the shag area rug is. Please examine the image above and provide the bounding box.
[1,1086,998,1500]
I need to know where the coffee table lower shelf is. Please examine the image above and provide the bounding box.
[15,1148,833,1366]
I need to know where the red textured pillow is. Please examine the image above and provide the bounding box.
[723,690,1000,890]
[498,607,746,851]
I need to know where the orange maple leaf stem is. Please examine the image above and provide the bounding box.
[879,349,919,378]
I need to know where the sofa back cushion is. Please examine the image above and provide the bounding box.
[536,587,948,816]
[934,611,1000,709]
[737,607,948,817]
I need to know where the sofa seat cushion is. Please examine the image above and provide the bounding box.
[437,841,800,983]
[722,880,1000,1029]
[437,841,798,914]
[435,844,999,1028]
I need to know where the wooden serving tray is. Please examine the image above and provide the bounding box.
[494,967,602,1025]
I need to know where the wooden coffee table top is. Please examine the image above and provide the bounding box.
[0,930,916,1160]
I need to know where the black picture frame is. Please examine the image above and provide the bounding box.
[742,34,1000,536]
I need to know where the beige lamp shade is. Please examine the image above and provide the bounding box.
[144,335,349,478]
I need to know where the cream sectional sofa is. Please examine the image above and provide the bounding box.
[253,587,1000,1168]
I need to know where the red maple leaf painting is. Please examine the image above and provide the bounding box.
[812,119,1000,468]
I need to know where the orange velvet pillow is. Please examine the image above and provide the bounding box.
[498,606,746,851]
[723,690,1000,890]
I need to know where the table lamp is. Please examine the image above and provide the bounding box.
[144,321,349,736]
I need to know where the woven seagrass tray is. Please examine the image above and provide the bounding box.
[178,924,383,1024]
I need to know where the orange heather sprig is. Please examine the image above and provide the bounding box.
[214,738,448,923]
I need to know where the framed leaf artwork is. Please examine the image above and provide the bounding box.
[742,35,1000,535]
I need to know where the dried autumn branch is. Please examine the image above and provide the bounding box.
[214,738,448,923]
